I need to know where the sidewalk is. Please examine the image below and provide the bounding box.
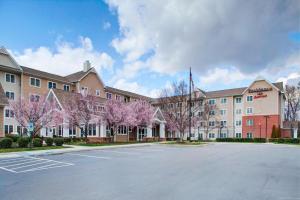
[0,143,156,158]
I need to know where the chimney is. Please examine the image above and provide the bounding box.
[83,60,91,72]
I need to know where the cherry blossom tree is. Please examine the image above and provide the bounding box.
[128,100,154,127]
[10,96,61,138]
[104,99,130,142]
[63,92,103,142]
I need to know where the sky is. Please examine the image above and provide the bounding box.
[0,0,299,97]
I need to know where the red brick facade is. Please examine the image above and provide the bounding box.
[242,115,280,138]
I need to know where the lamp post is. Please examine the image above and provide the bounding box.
[259,122,262,139]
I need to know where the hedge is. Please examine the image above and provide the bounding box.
[18,137,30,148]
[269,138,300,144]
[0,138,13,148]
[33,138,43,147]
[54,138,64,146]
[5,134,20,142]
[216,138,266,143]
[45,138,53,146]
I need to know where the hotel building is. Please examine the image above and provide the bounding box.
[0,46,287,141]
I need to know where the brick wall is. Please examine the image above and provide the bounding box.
[242,115,280,138]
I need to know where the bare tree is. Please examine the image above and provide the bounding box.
[285,83,300,121]
[199,101,219,139]
[158,80,201,142]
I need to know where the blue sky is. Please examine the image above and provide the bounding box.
[0,0,299,97]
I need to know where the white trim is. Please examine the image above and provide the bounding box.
[0,47,23,71]
[152,107,166,123]
[46,89,64,110]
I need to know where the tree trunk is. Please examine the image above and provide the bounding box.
[85,125,88,143]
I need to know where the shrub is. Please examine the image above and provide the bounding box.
[63,137,71,143]
[5,134,20,142]
[0,138,13,148]
[18,137,30,148]
[54,138,64,146]
[33,138,43,147]
[45,138,53,146]
[253,138,266,143]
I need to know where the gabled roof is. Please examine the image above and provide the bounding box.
[47,89,106,110]
[0,47,22,72]
[21,66,72,84]
[242,78,283,95]
[65,70,89,82]
[205,87,246,98]
[0,82,9,106]
[105,86,153,101]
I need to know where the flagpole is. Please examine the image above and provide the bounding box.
[189,67,192,141]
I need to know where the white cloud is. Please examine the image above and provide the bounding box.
[277,73,300,86]
[103,21,111,30]
[199,67,253,85]
[10,36,114,76]
[106,0,299,76]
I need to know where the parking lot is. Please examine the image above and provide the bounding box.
[0,143,300,200]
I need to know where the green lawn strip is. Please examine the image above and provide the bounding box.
[160,141,204,145]
[0,146,69,153]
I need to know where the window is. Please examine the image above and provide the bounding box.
[17,126,22,135]
[235,132,242,138]
[118,125,128,135]
[5,109,14,118]
[221,98,227,104]
[247,132,253,138]
[106,125,112,136]
[5,73,15,83]
[177,102,182,108]
[235,97,242,103]
[106,92,112,99]
[198,111,203,117]
[247,96,253,102]
[81,87,88,93]
[236,109,242,115]
[246,107,253,114]
[96,90,100,96]
[69,126,76,137]
[235,120,242,126]
[88,124,97,136]
[220,109,226,116]
[247,119,254,126]
[58,125,63,136]
[48,81,56,89]
[30,77,41,87]
[5,91,14,100]
[220,120,227,127]
[209,121,215,127]
[220,133,227,138]
[30,94,40,102]
[64,85,70,91]
[208,133,215,138]
[208,99,216,105]
[209,110,215,116]
[116,95,121,101]
[95,105,105,112]
[4,125,13,134]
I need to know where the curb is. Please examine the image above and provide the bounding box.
[0,143,157,158]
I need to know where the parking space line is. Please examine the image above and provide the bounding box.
[0,166,17,173]
[16,163,73,173]
[68,153,111,159]
[0,157,33,164]
[10,160,53,170]
[1,159,48,168]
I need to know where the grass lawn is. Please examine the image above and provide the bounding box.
[160,141,205,145]
[0,146,69,153]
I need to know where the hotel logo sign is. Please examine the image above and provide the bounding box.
[249,87,272,99]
